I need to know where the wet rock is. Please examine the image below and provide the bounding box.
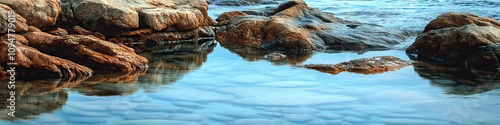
[304,56,411,75]
[0,0,61,28]
[60,0,216,41]
[22,32,149,72]
[216,0,411,52]
[406,12,500,72]
[209,0,279,6]
[0,4,29,34]
[264,52,287,61]
[0,40,93,80]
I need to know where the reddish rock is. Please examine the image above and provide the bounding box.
[0,40,93,80]
[0,0,61,28]
[216,0,410,52]
[22,32,149,72]
[304,56,412,75]
[407,12,500,72]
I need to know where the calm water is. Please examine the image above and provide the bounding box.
[1,0,500,125]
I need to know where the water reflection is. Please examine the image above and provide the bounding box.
[0,39,217,120]
[0,80,69,121]
[222,46,313,65]
[414,62,500,95]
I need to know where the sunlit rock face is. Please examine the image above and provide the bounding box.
[0,0,61,28]
[59,0,216,43]
[406,12,500,72]
[413,62,500,95]
[304,56,412,75]
[216,0,411,52]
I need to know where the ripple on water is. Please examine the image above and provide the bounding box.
[258,81,322,88]
[148,87,234,102]
[282,114,315,123]
[214,87,359,106]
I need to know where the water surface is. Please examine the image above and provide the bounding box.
[1,0,500,125]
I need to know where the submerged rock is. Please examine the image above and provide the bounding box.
[406,12,500,72]
[303,56,411,75]
[216,0,411,52]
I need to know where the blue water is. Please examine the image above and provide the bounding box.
[1,0,500,125]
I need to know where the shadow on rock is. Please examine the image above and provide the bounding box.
[414,62,500,95]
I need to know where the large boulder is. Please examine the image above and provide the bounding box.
[0,0,61,28]
[59,0,216,42]
[22,32,149,72]
[216,0,411,52]
[0,4,29,34]
[0,39,93,80]
[304,56,411,75]
[406,12,500,72]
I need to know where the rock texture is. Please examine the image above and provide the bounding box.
[0,40,93,79]
[59,0,216,42]
[0,4,29,34]
[406,12,500,72]
[0,0,61,28]
[304,56,412,75]
[22,32,149,72]
[216,0,411,52]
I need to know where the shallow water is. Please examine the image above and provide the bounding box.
[2,0,500,125]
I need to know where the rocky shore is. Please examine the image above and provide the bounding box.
[2,0,500,80]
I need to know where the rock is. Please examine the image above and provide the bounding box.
[264,52,287,61]
[60,0,216,41]
[209,0,279,6]
[303,56,412,75]
[0,0,61,28]
[46,27,69,36]
[0,4,29,34]
[406,12,500,72]
[0,39,93,80]
[70,26,106,40]
[216,0,411,52]
[22,32,149,72]
[423,12,500,32]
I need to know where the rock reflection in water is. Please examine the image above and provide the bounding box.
[0,80,70,121]
[414,62,500,95]
[138,39,217,85]
[222,46,313,65]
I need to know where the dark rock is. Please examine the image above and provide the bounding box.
[216,0,411,52]
[304,56,411,75]
[406,12,500,72]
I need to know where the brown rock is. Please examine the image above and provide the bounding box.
[423,12,500,32]
[0,40,93,80]
[407,12,500,72]
[0,4,29,34]
[304,56,412,75]
[60,0,215,33]
[71,26,105,40]
[22,32,149,72]
[47,27,69,36]
[216,0,411,52]
[0,0,61,28]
